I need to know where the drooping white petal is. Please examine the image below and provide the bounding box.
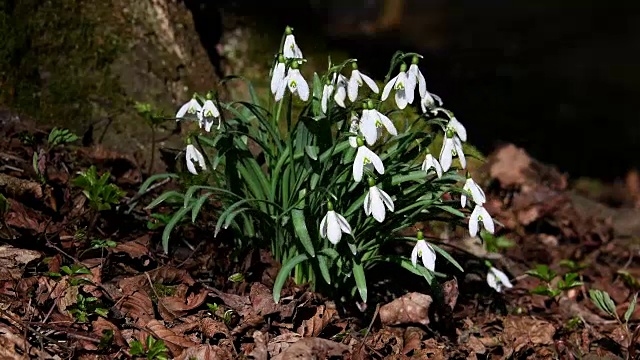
[185,144,206,175]
[469,205,481,237]
[439,137,454,172]
[453,136,466,169]
[422,154,443,178]
[347,71,361,102]
[487,267,513,292]
[417,70,427,99]
[479,206,495,234]
[360,72,379,94]
[283,34,303,59]
[449,117,467,142]
[376,111,398,136]
[335,212,352,234]
[353,146,384,181]
[353,148,365,182]
[288,69,309,101]
[411,240,436,271]
[420,91,442,113]
[333,74,348,107]
[463,178,486,207]
[359,110,379,145]
[395,89,408,109]
[326,211,343,244]
[321,84,333,114]
[368,186,386,222]
[381,74,398,101]
[320,212,328,238]
[377,187,394,212]
[271,62,286,95]
[176,99,202,120]
[407,64,419,97]
[486,271,499,291]
[275,74,288,101]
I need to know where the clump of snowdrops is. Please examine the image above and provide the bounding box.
[146,26,513,303]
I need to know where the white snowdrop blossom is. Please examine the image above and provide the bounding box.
[348,113,360,148]
[364,183,394,223]
[199,99,220,132]
[461,176,486,208]
[275,65,309,102]
[469,204,494,237]
[185,144,206,175]
[439,130,466,172]
[320,205,352,245]
[283,27,303,60]
[176,98,202,121]
[353,139,384,182]
[321,80,334,114]
[486,266,513,292]
[270,57,286,96]
[407,56,427,100]
[359,101,397,146]
[381,63,412,109]
[411,234,436,271]
[333,74,348,108]
[448,117,467,142]
[421,153,442,178]
[420,91,443,113]
[347,63,379,102]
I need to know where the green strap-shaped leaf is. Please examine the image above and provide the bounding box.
[191,192,212,223]
[624,292,638,323]
[352,259,367,303]
[162,205,191,253]
[317,254,332,285]
[273,253,309,303]
[432,244,464,272]
[146,191,184,210]
[291,209,315,257]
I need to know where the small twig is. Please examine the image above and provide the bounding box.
[357,303,380,353]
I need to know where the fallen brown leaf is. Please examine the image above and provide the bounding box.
[175,344,234,360]
[112,235,150,259]
[247,330,268,360]
[489,144,531,187]
[249,283,279,316]
[273,337,349,360]
[200,317,230,339]
[501,316,555,358]
[0,323,52,359]
[267,332,303,358]
[402,326,425,354]
[157,285,208,321]
[0,245,42,281]
[146,319,199,357]
[92,317,126,347]
[298,304,337,337]
[380,292,432,327]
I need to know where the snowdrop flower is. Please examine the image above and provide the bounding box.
[185,143,206,175]
[421,152,442,178]
[352,137,384,182]
[381,63,412,109]
[439,129,466,172]
[486,266,513,292]
[175,97,202,121]
[411,231,436,271]
[469,204,494,237]
[447,117,467,142]
[360,100,398,145]
[364,179,394,223]
[407,56,426,101]
[347,62,379,102]
[283,26,303,60]
[461,175,486,208]
[348,113,360,148]
[270,55,286,96]
[333,74,348,108]
[420,91,443,113]
[321,78,334,114]
[319,202,352,245]
[199,96,220,132]
[275,62,309,102]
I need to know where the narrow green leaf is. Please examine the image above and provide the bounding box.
[273,254,309,303]
[435,205,465,218]
[305,145,319,160]
[137,173,178,195]
[352,259,367,303]
[191,192,212,223]
[146,191,184,209]
[291,209,315,257]
[431,244,464,272]
[162,205,190,253]
[317,254,332,284]
[624,292,637,323]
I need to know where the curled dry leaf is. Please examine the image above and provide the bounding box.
[200,317,230,340]
[5,199,46,233]
[175,344,234,360]
[365,327,404,354]
[267,332,303,358]
[117,290,154,325]
[380,292,433,327]
[249,283,279,315]
[146,319,199,357]
[488,144,531,187]
[402,326,425,355]
[157,285,208,321]
[298,305,337,337]
[0,323,52,359]
[248,330,269,360]
[273,337,349,360]
[501,316,555,358]
[112,235,150,259]
[0,245,42,281]
[149,266,195,286]
[92,317,126,347]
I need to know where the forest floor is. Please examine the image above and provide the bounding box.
[0,112,639,360]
